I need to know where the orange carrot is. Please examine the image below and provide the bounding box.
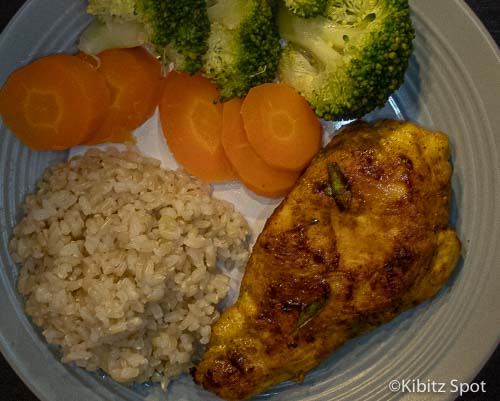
[221,98,300,198]
[0,54,111,150]
[241,83,322,172]
[83,47,163,145]
[159,70,236,182]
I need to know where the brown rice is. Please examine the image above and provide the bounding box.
[9,147,250,387]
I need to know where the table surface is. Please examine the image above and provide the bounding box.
[0,1,498,400]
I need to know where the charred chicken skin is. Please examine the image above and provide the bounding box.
[193,120,461,400]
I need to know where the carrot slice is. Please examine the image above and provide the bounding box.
[0,54,111,150]
[159,70,236,182]
[222,98,300,198]
[241,83,322,171]
[83,47,163,145]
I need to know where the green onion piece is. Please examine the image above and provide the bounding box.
[294,295,327,330]
[326,162,352,211]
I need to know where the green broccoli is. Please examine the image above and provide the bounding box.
[202,0,282,99]
[284,0,328,18]
[278,0,415,120]
[78,0,210,74]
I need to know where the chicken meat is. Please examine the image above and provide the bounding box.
[193,120,461,400]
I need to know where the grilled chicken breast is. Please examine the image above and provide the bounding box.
[193,120,461,400]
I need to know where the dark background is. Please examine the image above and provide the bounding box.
[0,1,498,400]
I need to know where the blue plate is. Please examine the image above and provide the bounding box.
[1,1,499,400]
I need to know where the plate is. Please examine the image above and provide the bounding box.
[1,1,499,400]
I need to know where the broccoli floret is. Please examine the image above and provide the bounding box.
[284,0,328,18]
[202,0,281,99]
[87,0,137,18]
[79,0,210,74]
[278,0,415,120]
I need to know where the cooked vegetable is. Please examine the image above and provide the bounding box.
[294,294,328,331]
[82,47,162,145]
[326,162,351,210]
[221,98,300,198]
[278,0,415,120]
[77,17,149,55]
[284,0,328,17]
[159,70,236,182]
[75,51,100,68]
[202,0,282,99]
[0,54,111,150]
[241,83,322,172]
[79,0,210,74]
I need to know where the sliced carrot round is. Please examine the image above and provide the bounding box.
[83,47,163,145]
[159,70,236,182]
[241,83,322,172]
[0,54,111,150]
[222,98,300,198]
